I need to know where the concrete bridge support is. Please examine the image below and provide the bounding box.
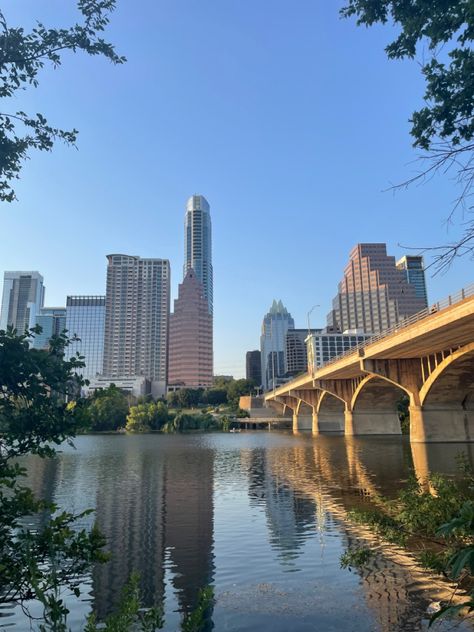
[317,392,345,433]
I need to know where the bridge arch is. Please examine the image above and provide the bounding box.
[317,391,345,432]
[350,375,403,435]
[417,342,474,441]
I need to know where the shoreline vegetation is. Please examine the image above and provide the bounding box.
[340,459,474,624]
[73,381,253,434]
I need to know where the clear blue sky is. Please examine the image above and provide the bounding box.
[1,1,472,377]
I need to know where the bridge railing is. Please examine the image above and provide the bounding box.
[319,282,474,370]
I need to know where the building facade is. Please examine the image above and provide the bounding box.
[33,307,67,349]
[184,195,213,314]
[168,269,213,389]
[396,255,428,307]
[103,254,170,398]
[260,300,295,391]
[327,243,427,334]
[0,271,45,333]
[246,350,262,386]
[285,329,322,376]
[65,296,105,380]
[306,329,372,371]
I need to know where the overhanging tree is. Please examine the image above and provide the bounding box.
[341,0,474,270]
[0,0,125,202]
[0,327,108,627]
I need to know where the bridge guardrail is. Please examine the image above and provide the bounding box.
[319,282,474,370]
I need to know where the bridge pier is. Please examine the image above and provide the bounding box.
[312,411,319,434]
[292,412,312,432]
[350,411,401,435]
[411,406,474,442]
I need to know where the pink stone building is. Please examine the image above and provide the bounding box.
[168,270,213,388]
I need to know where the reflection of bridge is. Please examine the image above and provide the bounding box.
[265,285,474,442]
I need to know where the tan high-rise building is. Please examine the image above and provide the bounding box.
[327,243,427,334]
[168,269,213,388]
[103,254,170,398]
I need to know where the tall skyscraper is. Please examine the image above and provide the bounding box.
[33,307,67,349]
[246,350,262,386]
[0,271,45,333]
[184,195,213,314]
[327,244,427,334]
[168,270,213,389]
[396,255,428,307]
[260,300,294,391]
[103,254,170,398]
[65,296,105,380]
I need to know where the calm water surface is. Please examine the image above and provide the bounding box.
[3,432,474,631]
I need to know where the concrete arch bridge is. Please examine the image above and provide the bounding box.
[265,285,474,442]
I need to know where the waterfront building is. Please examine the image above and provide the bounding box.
[168,269,213,389]
[396,255,428,307]
[84,375,150,399]
[103,254,170,398]
[327,243,427,334]
[33,307,66,349]
[65,296,105,380]
[306,329,372,371]
[0,271,45,333]
[260,300,294,391]
[246,350,262,386]
[184,195,213,314]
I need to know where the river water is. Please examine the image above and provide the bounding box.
[2,432,474,631]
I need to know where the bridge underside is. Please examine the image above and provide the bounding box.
[270,341,474,443]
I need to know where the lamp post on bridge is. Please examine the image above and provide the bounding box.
[307,304,320,378]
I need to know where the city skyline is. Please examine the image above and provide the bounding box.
[1,2,473,377]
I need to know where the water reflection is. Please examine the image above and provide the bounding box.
[11,433,474,631]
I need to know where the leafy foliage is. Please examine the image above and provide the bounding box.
[81,384,129,431]
[341,0,474,268]
[0,327,107,624]
[340,546,373,571]
[0,0,125,202]
[126,401,169,432]
[85,573,164,631]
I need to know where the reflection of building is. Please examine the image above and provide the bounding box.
[245,350,262,386]
[103,255,170,398]
[260,300,294,391]
[65,296,105,380]
[164,447,215,615]
[90,439,215,622]
[327,244,427,334]
[33,307,66,349]
[92,448,167,619]
[245,448,316,564]
[0,271,45,333]
[184,195,213,315]
[396,255,428,307]
[168,270,213,389]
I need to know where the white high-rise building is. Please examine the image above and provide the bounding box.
[103,254,170,398]
[0,271,45,333]
[184,195,213,315]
